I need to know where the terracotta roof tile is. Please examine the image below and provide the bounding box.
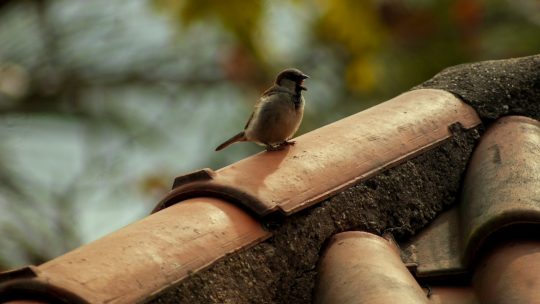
[473,239,540,303]
[155,89,480,216]
[402,115,540,279]
[460,116,540,263]
[1,198,269,303]
[315,232,428,304]
[0,88,484,303]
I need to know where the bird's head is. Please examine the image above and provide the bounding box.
[275,68,309,91]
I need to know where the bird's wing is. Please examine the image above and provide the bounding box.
[262,84,287,97]
[244,85,288,130]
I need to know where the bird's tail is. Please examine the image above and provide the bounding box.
[215,131,247,151]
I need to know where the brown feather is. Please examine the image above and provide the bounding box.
[215,131,247,151]
[244,86,287,130]
[261,85,288,97]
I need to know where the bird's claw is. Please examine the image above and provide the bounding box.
[265,141,295,151]
[283,140,295,146]
[265,144,285,151]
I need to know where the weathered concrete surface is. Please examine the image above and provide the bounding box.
[415,54,540,122]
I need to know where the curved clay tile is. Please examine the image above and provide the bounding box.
[402,116,540,278]
[315,231,428,304]
[461,116,540,264]
[0,198,270,303]
[401,115,540,303]
[155,89,481,216]
[474,239,540,303]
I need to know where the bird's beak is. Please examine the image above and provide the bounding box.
[300,74,309,90]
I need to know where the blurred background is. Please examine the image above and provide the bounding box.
[0,0,539,269]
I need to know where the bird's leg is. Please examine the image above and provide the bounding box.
[265,144,285,151]
[265,141,296,151]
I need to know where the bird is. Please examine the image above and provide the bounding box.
[215,68,309,152]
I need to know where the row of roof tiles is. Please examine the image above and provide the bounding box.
[319,115,540,304]
[1,53,539,303]
[317,228,540,304]
[320,116,540,304]
[154,89,480,216]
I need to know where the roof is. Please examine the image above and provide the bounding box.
[0,54,539,304]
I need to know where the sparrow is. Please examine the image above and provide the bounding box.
[215,68,309,151]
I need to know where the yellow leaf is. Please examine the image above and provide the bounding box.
[346,56,377,93]
[316,0,385,53]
